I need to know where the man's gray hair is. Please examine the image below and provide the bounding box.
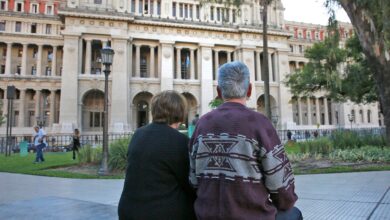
[218,61,250,99]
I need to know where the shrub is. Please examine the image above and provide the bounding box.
[329,146,390,162]
[78,145,102,164]
[330,130,386,149]
[109,137,131,171]
[298,138,333,154]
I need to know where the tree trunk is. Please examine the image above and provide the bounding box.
[262,1,271,120]
[338,0,390,145]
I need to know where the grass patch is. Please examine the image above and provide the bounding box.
[294,164,390,175]
[0,152,124,179]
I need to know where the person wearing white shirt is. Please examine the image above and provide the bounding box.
[33,126,47,163]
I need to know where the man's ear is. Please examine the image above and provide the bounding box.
[246,83,252,98]
[217,86,222,99]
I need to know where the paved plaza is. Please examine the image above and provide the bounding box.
[0,171,389,220]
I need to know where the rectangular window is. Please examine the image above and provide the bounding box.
[189,5,192,18]
[290,45,294,52]
[45,67,51,76]
[31,66,36,75]
[196,5,199,19]
[210,7,214,20]
[16,65,21,74]
[131,0,135,13]
[232,9,236,23]
[16,2,23,12]
[172,2,176,17]
[184,4,188,18]
[0,1,6,10]
[157,1,161,15]
[94,0,102,4]
[33,48,37,58]
[31,23,37,33]
[0,21,5,31]
[299,45,303,53]
[139,1,142,13]
[179,4,183,17]
[48,50,53,61]
[46,24,51,34]
[217,8,221,21]
[31,4,38,14]
[1,65,5,74]
[46,5,53,15]
[18,48,22,57]
[144,1,148,14]
[15,22,21,32]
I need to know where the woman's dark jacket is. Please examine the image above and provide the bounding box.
[118,122,196,220]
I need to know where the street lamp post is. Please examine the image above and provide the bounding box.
[98,46,114,176]
[347,114,354,129]
[271,114,279,128]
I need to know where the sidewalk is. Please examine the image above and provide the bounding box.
[0,171,389,220]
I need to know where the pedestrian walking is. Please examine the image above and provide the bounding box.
[33,126,46,163]
[72,129,80,160]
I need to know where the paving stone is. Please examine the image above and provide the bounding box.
[0,196,117,220]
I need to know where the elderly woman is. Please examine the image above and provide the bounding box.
[118,90,196,220]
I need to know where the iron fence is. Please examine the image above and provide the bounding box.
[0,133,133,154]
[0,127,386,154]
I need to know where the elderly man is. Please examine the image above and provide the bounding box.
[33,125,47,163]
[189,61,301,220]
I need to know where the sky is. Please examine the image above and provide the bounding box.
[281,0,351,25]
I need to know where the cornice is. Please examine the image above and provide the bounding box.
[58,8,134,22]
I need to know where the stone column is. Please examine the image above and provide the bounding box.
[214,50,219,80]
[153,0,157,15]
[21,43,28,76]
[5,42,12,75]
[268,53,273,82]
[214,6,217,21]
[148,0,151,14]
[307,97,312,125]
[298,97,303,125]
[295,61,299,71]
[111,38,130,132]
[330,101,335,125]
[35,90,41,120]
[324,98,329,125]
[227,51,231,62]
[36,44,43,76]
[135,44,141,77]
[160,41,174,90]
[18,89,26,127]
[315,97,320,124]
[190,48,195,79]
[100,40,108,72]
[256,51,261,81]
[150,46,155,78]
[52,46,57,76]
[135,0,139,14]
[229,8,233,23]
[192,4,196,19]
[59,34,81,132]
[176,2,179,17]
[176,47,181,79]
[200,44,214,115]
[241,48,256,109]
[50,90,56,125]
[85,39,92,75]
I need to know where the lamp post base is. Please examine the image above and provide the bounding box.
[98,167,109,176]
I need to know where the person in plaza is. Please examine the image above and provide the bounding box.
[189,61,302,220]
[118,90,196,220]
[33,125,47,163]
[72,128,80,160]
[287,130,292,141]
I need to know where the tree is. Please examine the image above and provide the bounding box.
[261,0,273,119]
[327,0,390,144]
[0,100,5,126]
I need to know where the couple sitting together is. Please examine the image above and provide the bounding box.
[118,61,302,220]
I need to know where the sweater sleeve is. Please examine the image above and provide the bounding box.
[172,135,197,201]
[258,118,298,211]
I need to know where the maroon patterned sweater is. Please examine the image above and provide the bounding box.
[189,102,298,220]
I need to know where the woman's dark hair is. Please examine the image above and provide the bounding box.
[151,90,187,125]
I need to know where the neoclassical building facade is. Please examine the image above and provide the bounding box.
[0,0,383,134]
